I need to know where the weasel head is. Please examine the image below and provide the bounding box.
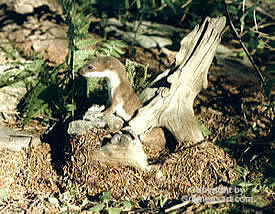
[79,56,123,79]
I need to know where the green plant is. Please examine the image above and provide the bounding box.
[0,56,45,88]
[0,1,129,128]
[89,191,132,213]
[197,121,212,137]
[158,194,168,208]
[224,0,273,85]
[232,166,258,195]
[125,58,149,92]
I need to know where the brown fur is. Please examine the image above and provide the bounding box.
[80,56,142,121]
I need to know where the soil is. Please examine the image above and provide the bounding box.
[0,5,274,214]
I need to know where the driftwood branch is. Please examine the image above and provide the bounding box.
[69,17,227,169]
[129,17,226,143]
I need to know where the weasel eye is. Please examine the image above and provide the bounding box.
[87,65,94,70]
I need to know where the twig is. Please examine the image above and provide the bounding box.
[253,10,258,32]
[181,0,192,9]
[241,0,246,34]
[27,198,40,213]
[165,200,191,213]
[223,1,265,84]
[251,22,275,30]
[180,0,192,23]
[0,203,11,214]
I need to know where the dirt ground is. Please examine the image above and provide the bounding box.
[0,6,274,214]
[1,54,273,212]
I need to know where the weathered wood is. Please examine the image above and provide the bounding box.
[70,17,227,169]
[129,17,226,143]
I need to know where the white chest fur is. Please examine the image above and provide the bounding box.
[103,70,121,100]
[115,102,131,121]
[82,69,120,102]
[83,69,131,120]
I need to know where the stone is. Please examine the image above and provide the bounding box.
[83,105,124,130]
[13,0,62,14]
[67,120,98,135]
[0,62,33,123]
[142,127,166,152]
[47,39,68,64]
[150,36,173,48]
[68,105,125,135]
[0,127,41,152]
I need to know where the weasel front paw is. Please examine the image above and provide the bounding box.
[103,106,115,115]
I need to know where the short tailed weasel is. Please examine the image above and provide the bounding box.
[79,56,142,121]
[80,56,166,169]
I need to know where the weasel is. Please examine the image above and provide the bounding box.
[80,56,166,170]
[79,56,142,121]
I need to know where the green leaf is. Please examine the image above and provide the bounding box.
[75,38,101,49]
[197,121,211,137]
[111,50,121,58]
[113,46,126,55]
[100,191,111,203]
[125,0,129,9]
[257,39,265,49]
[238,182,255,188]
[250,154,259,162]
[136,0,141,9]
[74,49,96,66]
[237,50,246,58]
[0,189,7,201]
[251,185,260,194]
[89,203,104,212]
[248,39,258,50]
[106,207,121,214]
[164,0,177,14]
[159,195,168,208]
[66,104,77,112]
[114,40,127,48]
[122,201,132,211]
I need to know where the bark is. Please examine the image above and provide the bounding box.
[129,17,226,143]
[89,17,226,169]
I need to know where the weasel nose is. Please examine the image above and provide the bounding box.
[78,68,83,75]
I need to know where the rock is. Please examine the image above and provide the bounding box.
[68,105,124,135]
[0,127,41,152]
[0,62,32,123]
[33,40,49,52]
[67,120,99,135]
[2,2,68,65]
[134,34,157,49]
[215,44,259,83]
[0,84,27,124]
[150,36,173,48]
[13,0,62,14]
[47,39,68,65]
[105,18,176,49]
[83,105,124,130]
[142,127,166,152]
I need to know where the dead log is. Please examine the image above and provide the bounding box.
[69,17,227,169]
[130,16,226,143]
